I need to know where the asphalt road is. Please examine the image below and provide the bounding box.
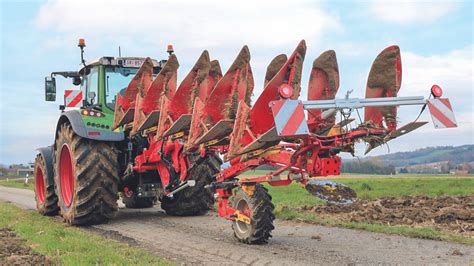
[0,186,472,265]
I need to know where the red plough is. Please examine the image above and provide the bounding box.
[114,40,457,244]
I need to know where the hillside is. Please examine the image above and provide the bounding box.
[341,145,473,174]
[372,145,473,167]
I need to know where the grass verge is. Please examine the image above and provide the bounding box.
[0,202,174,265]
[0,178,35,190]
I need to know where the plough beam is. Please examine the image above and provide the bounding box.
[303,96,426,110]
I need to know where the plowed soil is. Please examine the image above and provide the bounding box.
[0,228,50,265]
[300,195,474,235]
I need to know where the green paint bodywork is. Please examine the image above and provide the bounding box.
[79,65,120,132]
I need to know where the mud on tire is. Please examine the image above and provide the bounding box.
[34,154,59,216]
[54,123,120,225]
[160,155,221,216]
[231,184,275,244]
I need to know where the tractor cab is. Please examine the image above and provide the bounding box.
[44,39,165,115]
[76,56,165,113]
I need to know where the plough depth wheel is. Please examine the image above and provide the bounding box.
[231,184,275,244]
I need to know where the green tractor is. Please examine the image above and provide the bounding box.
[34,39,220,225]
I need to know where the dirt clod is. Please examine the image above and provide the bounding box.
[301,195,474,235]
[0,228,50,265]
[451,249,464,256]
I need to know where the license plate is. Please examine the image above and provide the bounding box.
[122,59,144,68]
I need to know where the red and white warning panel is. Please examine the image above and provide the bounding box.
[270,100,309,137]
[64,90,83,108]
[427,98,457,128]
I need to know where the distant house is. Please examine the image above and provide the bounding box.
[16,163,34,177]
[406,161,450,174]
[449,170,468,175]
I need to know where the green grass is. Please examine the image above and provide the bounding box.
[333,177,474,200]
[0,178,35,190]
[0,202,174,265]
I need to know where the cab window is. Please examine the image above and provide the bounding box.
[105,66,138,109]
[83,67,99,105]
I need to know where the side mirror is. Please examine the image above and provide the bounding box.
[45,76,56,101]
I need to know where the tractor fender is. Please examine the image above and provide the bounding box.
[36,146,55,186]
[56,110,125,141]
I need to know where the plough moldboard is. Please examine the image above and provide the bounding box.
[113,40,456,244]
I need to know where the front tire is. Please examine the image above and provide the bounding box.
[160,155,221,216]
[54,123,120,225]
[34,154,59,216]
[231,184,275,244]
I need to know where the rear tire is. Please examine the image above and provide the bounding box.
[122,189,155,208]
[54,123,120,225]
[231,184,275,244]
[34,154,59,216]
[160,155,221,216]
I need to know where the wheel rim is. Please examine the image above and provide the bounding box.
[59,144,74,207]
[35,166,45,204]
[235,198,251,235]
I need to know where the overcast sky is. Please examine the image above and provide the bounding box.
[0,0,472,164]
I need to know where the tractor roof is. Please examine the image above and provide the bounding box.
[79,56,163,72]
